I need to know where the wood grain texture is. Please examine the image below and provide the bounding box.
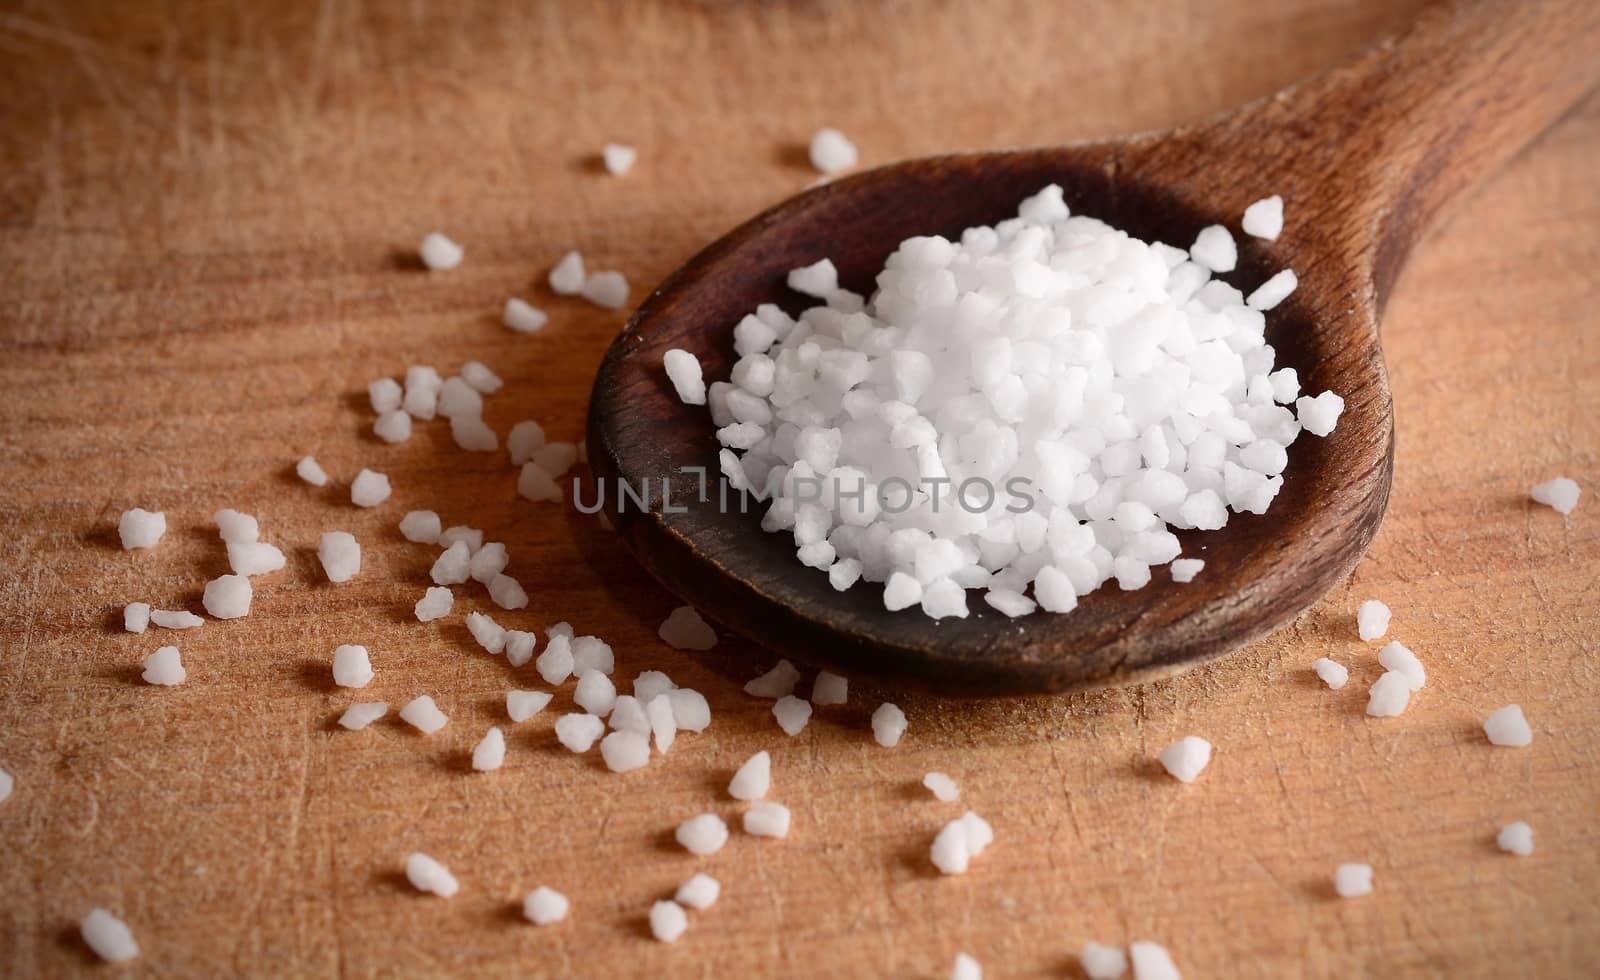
[0,1,1596,977]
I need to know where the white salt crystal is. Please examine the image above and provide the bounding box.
[460,360,502,394]
[150,609,203,630]
[414,586,453,622]
[466,612,506,654]
[1531,477,1581,514]
[730,751,771,801]
[675,873,719,910]
[574,669,618,716]
[296,456,330,486]
[930,820,970,874]
[1296,391,1344,437]
[664,349,707,406]
[601,730,650,772]
[124,603,150,634]
[400,696,448,734]
[202,574,252,620]
[812,670,848,705]
[609,695,650,734]
[1357,600,1391,641]
[633,670,675,703]
[659,605,717,649]
[488,573,529,610]
[773,696,812,736]
[951,953,981,980]
[581,271,630,309]
[369,377,403,413]
[472,727,506,771]
[399,510,442,544]
[1169,559,1204,583]
[1242,195,1284,240]
[338,702,388,730]
[438,526,483,551]
[1129,940,1180,980]
[649,900,688,943]
[883,572,923,611]
[1497,821,1534,856]
[1366,671,1412,717]
[517,462,562,503]
[549,251,585,294]
[81,909,139,963]
[668,688,711,731]
[1334,863,1372,898]
[0,768,11,804]
[1484,704,1532,746]
[319,531,361,583]
[504,298,548,334]
[504,630,537,667]
[743,800,791,838]
[332,645,374,687]
[808,128,858,174]
[1157,735,1212,783]
[507,421,547,465]
[507,690,552,722]
[1377,641,1425,690]
[961,812,993,855]
[374,409,412,444]
[118,509,166,550]
[419,233,463,271]
[142,646,185,686]
[1247,269,1297,311]
[405,852,459,897]
[745,659,800,698]
[431,541,471,585]
[351,469,391,507]
[537,636,575,685]
[648,694,678,753]
[227,541,286,576]
[571,635,615,675]
[523,886,569,925]
[1313,658,1348,689]
[213,508,259,543]
[787,258,839,298]
[437,377,483,420]
[1081,942,1129,979]
[555,713,605,752]
[602,142,637,176]
[829,559,864,591]
[923,772,959,801]
[675,813,729,855]
[984,588,1036,617]
[1034,566,1079,613]
[1190,224,1236,272]
[872,702,908,747]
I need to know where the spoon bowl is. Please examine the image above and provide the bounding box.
[587,0,1597,695]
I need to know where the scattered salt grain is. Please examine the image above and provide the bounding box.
[1313,658,1348,689]
[951,953,982,980]
[581,271,630,309]
[1484,704,1532,746]
[549,251,586,294]
[517,462,563,502]
[1128,940,1180,980]
[466,611,507,655]
[404,365,443,418]
[374,409,412,443]
[332,645,374,688]
[472,727,506,772]
[1334,863,1373,898]
[351,469,391,507]
[508,421,547,465]
[601,730,651,772]
[676,813,729,855]
[923,772,959,802]
[745,660,800,699]
[81,909,139,963]
[633,670,675,703]
[523,886,569,925]
[1157,736,1213,783]
[405,852,459,897]
[227,541,286,576]
[648,694,678,753]
[504,298,549,334]
[1366,671,1412,717]
[1531,477,1581,514]
[773,696,812,736]
[142,646,185,686]
[1357,600,1391,641]
[537,636,575,685]
[214,508,259,543]
[460,360,503,394]
[1247,269,1298,311]
[609,695,650,734]
[296,456,330,487]
[555,713,605,752]
[150,609,202,630]
[1080,942,1129,980]
[1169,559,1204,583]
[729,751,771,800]
[118,509,166,550]
[1377,641,1425,690]
[602,143,637,176]
[667,688,711,732]
[675,873,719,910]
[338,702,388,730]
[571,636,615,675]
[490,571,529,609]
[872,702,908,747]
[400,696,449,734]
[507,690,552,722]
[124,602,151,634]
[419,232,463,271]
[812,670,848,705]
[369,377,402,413]
[1242,195,1284,240]
[650,900,688,943]
[930,811,993,875]
[983,588,1036,617]
[1497,821,1534,856]
[1296,391,1344,437]
[319,531,361,583]
[1190,224,1237,273]
[202,574,252,620]
[0,767,13,804]
[431,541,472,585]
[399,510,442,544]
[414,586,453,622]
[574,669,618,716]
[438,526,483,551]
[659,605,717,650]
[808,128,858,174]
[664,349,707,406]
[504,630,537,668]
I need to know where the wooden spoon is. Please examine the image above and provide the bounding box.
[586,0,1599,696]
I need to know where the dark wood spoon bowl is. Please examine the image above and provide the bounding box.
[586,0,1598,696]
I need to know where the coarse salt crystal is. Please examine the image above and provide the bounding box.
[400,696,448,734]
[729,751,771,800]
[369,377,402,413]
[1366,671,1412,717]
[296,456,330,486]
[571,636,615,675]
[332,645,374,687]
[523,886,569,925]
[1190,224,1236,273]
[227,541,286,576]
[1247,269,1298,311]
[338,702,388,730]
[213,508,259,543]
[555,713,605,752]
[536,636,574,685]
[1313,658,1348,689]
[508,421,547,465]
[675,873,719,910]
[414,586,452,622]
[787,258,839,298]
[460,360,502,394]
[81,909,139,963]
[437,378,483,421]
[374,410,412,444]
[773,696,812,736]
[549,251,585,294]
[574,669,617,716]
[675,813,729,855]
[1484,704,1532,746]
[664,349,707,406]
[602,142,637,176]
[1357,600,1391,641]
[399,510,442,544]
[1296,391,1344,437]
[438,526,483,551]
[808,128,858,174]
[1169,559,1204,583]
[150,609,203,630]
[430,542,471,585]
[581,271,630,309]
[405,852,459,897]
[1531,477,1581,514]
[1242,195,1284,240]
[811,670,848,705]
[507,690,552,722]
[419,233,463,271]
[466,611,507,654]
[504,298,548,334]
[351,469,391,507]
[659,606,717,650]
[923,772,959,801]
[504,630,537,667]
[124,602,151,633]
[202,574,252,620]
[648,694,678,753]
[1129,940,1180,980]
[1157,735,1212,783]
[1080,942,1128,980]
[1377,641,1425,690]
[609,695,650,734]
[1497,821,1534,856]
[118,509,166,550]
[951,953,981,980]
[488,571,526,611]
[1334,863,1372,898]
[872,702,907,747]
[601,730,651,772]
[633,670,676,703]
[142,646,185,686]
[518,462,562,503]
[472,727,506,772]
[745,660,800,699]
[743,800,792,838]
[649,900,687,943]
[667,688,711,732]
[0,767,11,804]
[319,531,361,583]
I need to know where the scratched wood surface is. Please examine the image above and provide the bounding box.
[0,1,1596,977]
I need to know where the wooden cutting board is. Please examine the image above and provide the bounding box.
[1,1,1595,976]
